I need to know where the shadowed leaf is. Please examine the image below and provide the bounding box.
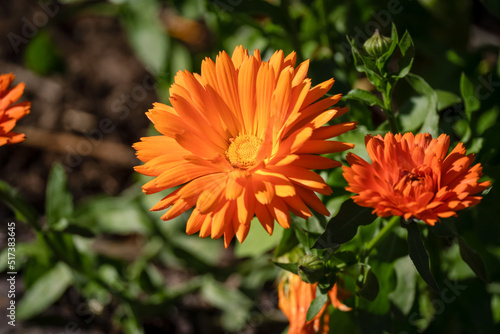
[406,222,440,292]
[313,199,377,249]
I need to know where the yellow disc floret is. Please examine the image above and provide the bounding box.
[226,135,263,169]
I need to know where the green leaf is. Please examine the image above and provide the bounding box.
[436,90,461,111]
[326,251,357,269]
[120,0,169,73]
[56,224,96,238]
[357,265,380,302]
[390,256,417,315]
[17,262,73,320]
[306,292,328,321]
[0,180,38,227]
[348,37,367,73]
[457,237,489,282]
[396,30,414,78]
[201,277,253,331]
[460,73,480,120]
[46,163,73,228]
[347,35,384,87]
[291,218,317,249]
[75,196,150,235]
[377,23,399,71]
[476,106,499,135]
[405,222,440,292]
[344,88,384,108]
[399,96,433,132]
[121,304,145,334]
[235,218,283,258]
[404,73,439,136]
[313,199,377,249]
[24,30,63,75]
[273,262,299,275]
[430,221,458,238]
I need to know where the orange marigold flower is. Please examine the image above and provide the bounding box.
[278,273,351,334]
[0,73,30,146]
[133,46,356,247]
[343,132,491,225]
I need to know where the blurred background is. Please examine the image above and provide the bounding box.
[1,0,500,333]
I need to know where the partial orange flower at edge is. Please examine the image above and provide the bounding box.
[133,46,356,247]
[278,273,351,334]
[0,73,30,146]
[343,132,491,225]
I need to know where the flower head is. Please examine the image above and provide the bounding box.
[134,46,355,247]
[343,132,491,224]
[363,29,392,58]
[278,272,351,334]
[0,73,30,146]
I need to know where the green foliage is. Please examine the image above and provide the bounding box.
[3,1,500,333]
[46,163,73,228]
[0,180,38,228]
[24,30,64,75]
[306,290,328,321]
[314,199,377,250]
[405,221,440,293]
[17,262,73,320]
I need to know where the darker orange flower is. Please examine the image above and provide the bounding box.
[0,73,30,146]
[278,273,351,334]
[133,46,356,247]
[343,132,491,225]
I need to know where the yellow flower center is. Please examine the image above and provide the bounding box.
[226,135,263,169]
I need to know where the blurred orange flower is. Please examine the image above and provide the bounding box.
[343,132,491,224]
[134,46,355,247]
[278,273,351,334]
[0,73,30,146]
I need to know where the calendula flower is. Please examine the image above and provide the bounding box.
[0,73,30,146]
[134,46,355,247]
[278,272,351,334]
[343,132,491,224]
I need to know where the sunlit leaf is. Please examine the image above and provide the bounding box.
[345,88,384,108]
[402,73,439,136]
[395,30,414,78]
[306,292,328,321]
[435,90,461,111]
[17,262,73,320]
[390,256,416,315]
[46,163,73,228]
[376,23,399,72]
[460,73,480,120]
[201,277,253,332]
[120,0,169,73]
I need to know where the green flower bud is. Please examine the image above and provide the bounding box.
[363,29,392,58]
[298,255,325,284]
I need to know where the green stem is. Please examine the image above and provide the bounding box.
[364,216,400,256]
[381,87,398,133]
[317,0,331,49]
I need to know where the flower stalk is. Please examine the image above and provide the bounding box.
[364,216,400,256]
